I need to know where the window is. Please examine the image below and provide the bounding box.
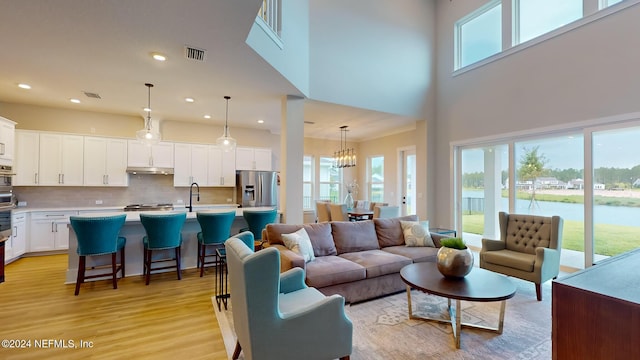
[319,157,342,203]
[369,156,384,202]
[514,0,583,44]
[600,0,624,9]
[455,0,502,69]
[303,155,314,210]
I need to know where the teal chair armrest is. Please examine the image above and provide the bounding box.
[279,267,307,294]
[536,247,561,281]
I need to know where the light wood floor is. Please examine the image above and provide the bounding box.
[1,255,228,360]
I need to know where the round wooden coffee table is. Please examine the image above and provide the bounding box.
[400,262,516,349]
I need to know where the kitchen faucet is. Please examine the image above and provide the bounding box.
[187,182,200,212]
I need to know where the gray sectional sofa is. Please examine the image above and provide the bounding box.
[262,215,446,303]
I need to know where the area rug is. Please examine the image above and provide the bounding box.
[212,277,552,360]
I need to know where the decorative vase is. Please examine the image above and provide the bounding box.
[436,247,474,279]
[344,192,354,210]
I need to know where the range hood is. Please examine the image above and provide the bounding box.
[126,167,174,175]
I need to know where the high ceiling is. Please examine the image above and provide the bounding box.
[0,1,417,141]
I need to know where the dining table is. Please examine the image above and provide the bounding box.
[347,208,374,221]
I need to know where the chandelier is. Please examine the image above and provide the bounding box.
[333,125,356,168]
[216,95,237,152]
[135,83,161,145]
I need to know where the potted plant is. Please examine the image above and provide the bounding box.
[436,237,474,279]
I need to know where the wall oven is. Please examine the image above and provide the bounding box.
[0,165,15,241]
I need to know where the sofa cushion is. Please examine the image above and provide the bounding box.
[482,249,535,272]
[400,220,435,247]
[374,215,419,247]
[331,220,379,254]
[305,256,366,288]
[340,249,412,278]
[265,223,337,256]
[281,227,315,262]
[382,245,439,263]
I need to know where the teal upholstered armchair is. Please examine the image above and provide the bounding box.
[225,237,352,360]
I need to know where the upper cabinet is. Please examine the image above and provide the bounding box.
[128,140,174,168]
[236,146,272,171]
[14,131,40,186]
[14,131,84,186]
[208,146,236,186]
[38,133,84,186]
[173,143,208,186]
[84,137,128,186]
[0,116,16,166]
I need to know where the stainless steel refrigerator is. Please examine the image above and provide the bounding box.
[236,170,278,208]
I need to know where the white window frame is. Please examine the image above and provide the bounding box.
[368,155,385,202]
[303,155,314,210]
[454,0,502,70]
[318,156,343,203]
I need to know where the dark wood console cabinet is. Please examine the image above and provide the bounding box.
[552,248,640,359]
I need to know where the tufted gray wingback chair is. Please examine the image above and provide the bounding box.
[480,212,563,301]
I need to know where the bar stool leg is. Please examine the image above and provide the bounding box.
[175,247,182,280]
[75,256,86,296]
[120,247,126,278]
[145,248,152,285]
[111,253,118,289]
[199,243,206,277]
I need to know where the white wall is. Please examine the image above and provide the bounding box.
[246,0,310,95]
[433,1,640,227]
[309,0,436,119]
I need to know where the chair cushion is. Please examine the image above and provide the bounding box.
[400,220,434,247]
[374,215,419,247]
[305,256,366,288]
[282,228,315,263]
[339,250,412,278]
[382,245,439,263]
[482,249,535,272]
[331,220,379,254]
[279,287,327,317]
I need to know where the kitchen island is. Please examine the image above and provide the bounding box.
[61,207,278,284]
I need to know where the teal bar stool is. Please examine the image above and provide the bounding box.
[140,212,187,285]
[70,214,127,296]
[241,208,277,249]
[196,210,236,277]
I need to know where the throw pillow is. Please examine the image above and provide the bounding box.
[281,228,316,262]
[400,220,435,247]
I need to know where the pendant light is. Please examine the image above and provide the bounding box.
[333,125,356,168]
[136,83,161,145]
[216,95,236,152]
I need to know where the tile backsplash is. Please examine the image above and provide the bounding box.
[14,174,236,208]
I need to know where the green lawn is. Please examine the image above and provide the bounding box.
[462,214,640,256]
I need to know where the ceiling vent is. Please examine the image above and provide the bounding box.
[185,46,206,62]
[83,91,101,99]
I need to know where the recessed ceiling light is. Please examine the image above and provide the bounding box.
[257,119,264,124]
[185,97,195,103]
[204,115,211,119]
[70,98,81,104]
[18,83,31,89]
[152,53,166,61]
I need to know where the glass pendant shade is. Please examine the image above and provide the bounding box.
[333,125,356,168]
[216,96,236,152]
[136,83,161,145]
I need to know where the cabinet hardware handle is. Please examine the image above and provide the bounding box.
[221,177,224,185]
[35,173,39,184]
[13,225,17,236]
[106,174,109,184]
[0,142,5,155]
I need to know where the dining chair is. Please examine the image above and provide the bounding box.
[315,200,331,222]
[196,210,236,277]
[373,205,400,219]
[140,212,187,285]
[329,203,349,221]
[369,202,388,211]
[70,214,127,296]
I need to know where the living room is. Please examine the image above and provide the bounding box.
[2,0,640,359]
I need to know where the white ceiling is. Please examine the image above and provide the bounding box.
[0,1,417,141]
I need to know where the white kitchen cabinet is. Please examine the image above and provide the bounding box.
[84,137,128,186]
[173,143,208,186]
[236,146,272,171]
[208,145,236,186]
[127,140,174,168]
[5,212,27,263]
[39,133,84,185]
[13,130,40,186]
[0,117,16,166]
[29,211,76,252]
